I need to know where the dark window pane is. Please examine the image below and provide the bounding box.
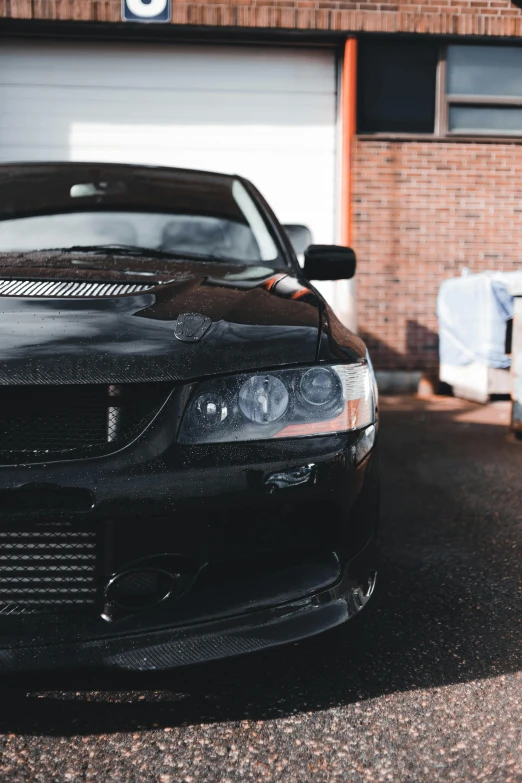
[449,105,522,134]
[447,45,522,98]
[358,41,438,133]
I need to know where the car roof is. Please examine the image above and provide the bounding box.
[0,161,240,182]
[0,162,250,222]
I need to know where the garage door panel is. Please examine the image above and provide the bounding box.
[0,42,335,94]
[0,128,334,151]
[0,86,336,128]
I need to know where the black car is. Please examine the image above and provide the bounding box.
[0,162,379,672]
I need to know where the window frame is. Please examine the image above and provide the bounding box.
[358,41,522,141]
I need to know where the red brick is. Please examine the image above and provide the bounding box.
[4,0,522,34]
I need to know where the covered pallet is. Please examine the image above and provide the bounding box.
[437,272,516,403]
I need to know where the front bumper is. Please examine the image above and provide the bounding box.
[0,395,380,670]
[0,542,376,672]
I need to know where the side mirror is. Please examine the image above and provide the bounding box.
[303,245,356,281]
[283,224,312,255]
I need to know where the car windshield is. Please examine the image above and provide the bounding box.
[0,172,282,266]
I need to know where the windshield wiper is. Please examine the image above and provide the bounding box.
[40,244,229,263]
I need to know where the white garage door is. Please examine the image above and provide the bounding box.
[0,40,338,245]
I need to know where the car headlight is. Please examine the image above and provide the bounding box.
[178,363,376,444]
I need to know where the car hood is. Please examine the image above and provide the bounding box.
[0,256,326,385]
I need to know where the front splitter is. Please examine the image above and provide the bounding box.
[0,562,376,672]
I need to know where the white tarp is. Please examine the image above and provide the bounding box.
[437,272,517,369]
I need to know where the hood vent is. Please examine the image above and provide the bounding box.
[0,279,155,298]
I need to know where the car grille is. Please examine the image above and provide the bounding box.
[0,522,101,615]
[0,383,174,464]
[0,279,155,297]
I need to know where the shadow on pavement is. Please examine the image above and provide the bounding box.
[0,396,521,736]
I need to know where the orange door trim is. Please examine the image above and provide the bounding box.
[341,37,357,247]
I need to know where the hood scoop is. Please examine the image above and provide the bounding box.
[0,278,156,298]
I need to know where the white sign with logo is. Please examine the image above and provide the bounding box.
[122,0,171,22]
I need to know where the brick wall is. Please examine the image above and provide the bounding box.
[352,139,522,372]
[4,0,522,36]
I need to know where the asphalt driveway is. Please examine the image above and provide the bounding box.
[0,395,521,782]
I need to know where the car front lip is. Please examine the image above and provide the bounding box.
[0,544,376,673]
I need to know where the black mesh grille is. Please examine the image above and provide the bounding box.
[0,523,101,615]
[0,383,173,464]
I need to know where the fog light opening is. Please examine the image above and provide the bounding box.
[106,567,180,611]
